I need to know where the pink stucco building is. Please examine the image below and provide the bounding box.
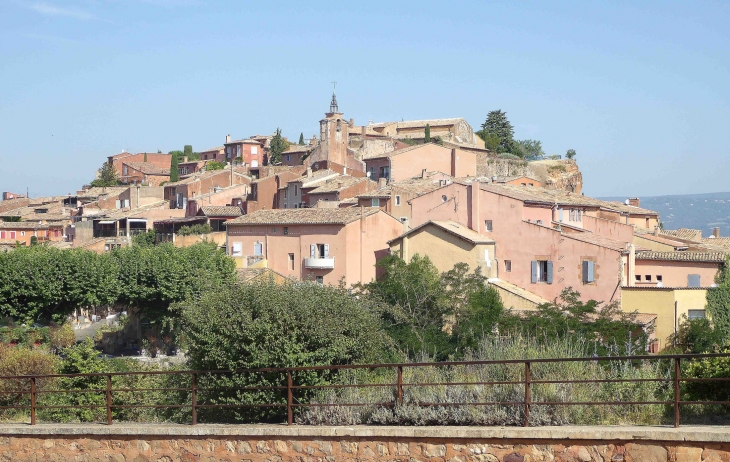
[225,207,403,286]
[361,143,477,183]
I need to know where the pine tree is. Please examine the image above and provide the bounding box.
[90,162,120,187]
[424,124,431,143]
[299,133,305,145]
[478,110,515,153]
[169,151,179,183]
[269,128,289,165]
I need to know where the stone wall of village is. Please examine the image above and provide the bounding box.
[3,434,729,461]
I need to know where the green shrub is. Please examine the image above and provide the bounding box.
[0,344,59,421]
[684,351,730,404]
[206,161,226,171]
[177,224,212,236]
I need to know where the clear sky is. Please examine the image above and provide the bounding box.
[1,1,728,198]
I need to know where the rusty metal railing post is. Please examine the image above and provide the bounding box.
[396,366,403,407]
[191,372,198,425]
[286,371,293,426]
[674,357,681,428]
[30,377,36,426]
[524,361,531,427]
[106,375,112,425]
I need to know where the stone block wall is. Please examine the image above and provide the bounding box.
[1,426,729,462]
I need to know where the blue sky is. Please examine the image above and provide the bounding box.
[1,1,728,197]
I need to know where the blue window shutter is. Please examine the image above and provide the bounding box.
[582,261,589,283]
[688,274,700,288]
[588,261,596,282]
[531,261,538,283]
[559,209,563,222]
[547,261,554,284]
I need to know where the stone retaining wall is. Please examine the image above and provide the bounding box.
[0,425,728,462]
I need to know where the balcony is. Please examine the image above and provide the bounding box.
[304,256,335,269]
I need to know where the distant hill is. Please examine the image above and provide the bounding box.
[599,192,730,238]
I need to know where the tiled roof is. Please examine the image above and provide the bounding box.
[361,143,445,160]
[562,230,631,253]
[284,145,314,154]
[199,206,242,217]
[0,222,57,230]
[635,251,727,263]
[123,162,170,175]
[701,237,730,251]
[487,279,551,307]
[225,139,263,145]
[236,267,291,283]
[78,187,129,197]
[633,231,689,249]
[660,228,703,241]
[389,220,495,245]
[308,177,372,194]
[481,184,659,215]
[164,169,230,186]
[356,174,447,199]
[199,146,224,153]
[369,118,464,129]
[227,207,381,226]
[98,201,168,220]
[298,170,340,187]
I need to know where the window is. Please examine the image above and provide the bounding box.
[9,232,15,240]
[372,198,380,207]
[283,189,287,199]
[288,253,295,271]
[688,309,706,320]
[294,185,299,196]
[505,260,512,272]
[20,231,25,237]
[442,195,448,202]
[369,167,377,180]
[395,195,401,206]
[635,275,641,282]
[286,155,291,162]
[379,166,390,179]
[582,260,595,283]
[284,204,288,209]
[284,227,289,235]
[521,183,526,186]
[645,275,652,282]
[485,220,493,232]
[231,242,242,256]
[531,260,553,284]
[688,274,701,288]
[251,160,258,167]
[315,276,324,284]
[484,249,491,267]
[656,275,663,283]
[0,232,4,239]
[253,241,263,256]
[226,147,231,159]
[271,227,277,233]
[251,146,258,155]
[122,165,128,176]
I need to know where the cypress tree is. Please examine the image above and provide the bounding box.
[184,145,193,160]
[424,124,431,143]
[170,151,179,183]
[299,133,305,145]
[143,152,148,162]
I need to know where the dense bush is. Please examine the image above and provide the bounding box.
[298,335,669,426]
[175,279,396,422]
[177,224,212,236]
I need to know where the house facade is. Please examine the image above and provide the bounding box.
[225,207,402,286]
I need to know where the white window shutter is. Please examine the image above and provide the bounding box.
[324,244,330,257]
[310,244,316,258]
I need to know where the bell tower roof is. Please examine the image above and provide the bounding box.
[329,92,339,114]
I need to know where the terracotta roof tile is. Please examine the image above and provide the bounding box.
[308,177,373,194]
[199,206,242,217]
[389,220,495,245]
[635,251,726,263]
[123,162,170,175]
[660,228,703,241]
[227,207,381,225]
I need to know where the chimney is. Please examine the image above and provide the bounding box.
[378,177,387,188]
[628,197,640,207]
[421,169,427,179]
[225,134,231,143]
[183,156,188,163]
[714,227,721,238]
[349,118,354,127]
[361,126,366,136]
[306,167,312,178]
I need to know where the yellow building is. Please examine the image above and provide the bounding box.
[388,220,496,277]
[621,287,708,351]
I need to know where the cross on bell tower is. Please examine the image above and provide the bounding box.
[329,81,339,113]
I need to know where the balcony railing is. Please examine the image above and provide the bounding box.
[118,229,147,237]
[303,256,335,269]
[93,229,117,238]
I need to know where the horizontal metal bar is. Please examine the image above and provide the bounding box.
[194,403,287,408]
[292,383,396,390]
[403,380,523,387]
[530,378,670,384]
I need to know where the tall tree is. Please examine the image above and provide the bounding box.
[478,110,515,153]
[706,259,730,339]
[268,128,289,165]
[169,151,179,183]
[90,162,120,187]
[424,124,431,143]
[515,139,544,159]
[183,145,193,161]
[566,149,576,159]
[298,133,305,145]
[143,153,148,162]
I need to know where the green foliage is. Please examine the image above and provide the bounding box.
[479,110,515,153]
[499,153,522,160]
[432,135,443,146]
[548,164,567,174]
[169,150,179,183]
[183,145,193,160]
[89,162,120,188]
[566,149,576,159]
[478,132,501,151]
[132,229,157,247]
[298,133,305,145]
[452,286,512,354]
[666,315,725,354]
[176,223,212,236]
[175,280,395,422]
[522,288,648,356]
[515,139,544,159]
[2,216,21,223]
[684,352,730,404]
[706,258,730,338]
[424,124,431,143]
[268,128,289,165]
[206,161,226,171]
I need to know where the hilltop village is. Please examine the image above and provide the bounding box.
[1,94,727,351]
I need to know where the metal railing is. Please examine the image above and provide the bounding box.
[1,353,728,427]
